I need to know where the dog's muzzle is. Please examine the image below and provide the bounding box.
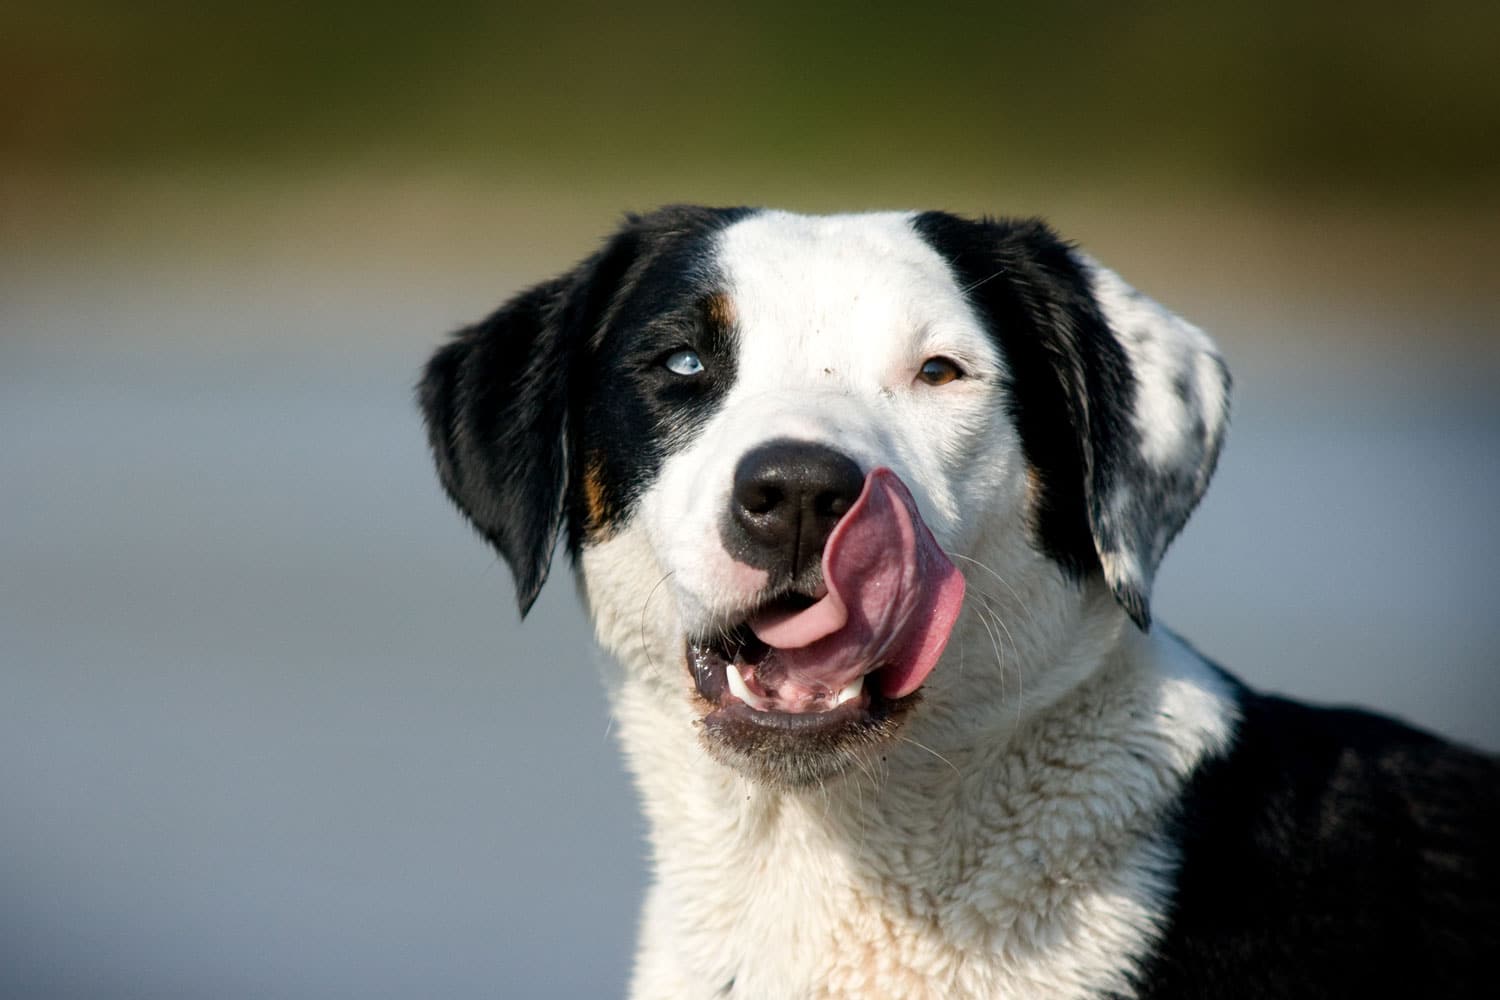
[692,459,966,725]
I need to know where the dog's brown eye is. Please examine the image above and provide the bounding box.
[917,356,963,386]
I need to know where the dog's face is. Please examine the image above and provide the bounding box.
[421,207,1229,787]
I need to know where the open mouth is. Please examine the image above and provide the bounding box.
[689,630,898,748]
[686,468,967,762]
[690,593,886,722]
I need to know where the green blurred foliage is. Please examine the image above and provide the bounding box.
[4,1,1498,200]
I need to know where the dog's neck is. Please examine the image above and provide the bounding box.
[608,617,1237,998]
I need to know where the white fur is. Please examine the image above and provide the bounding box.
[572,212,1237,998]
[1080,257,1227,475]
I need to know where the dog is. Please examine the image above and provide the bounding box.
[419,207,1498,998]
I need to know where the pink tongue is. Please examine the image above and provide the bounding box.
[747,468,966,699]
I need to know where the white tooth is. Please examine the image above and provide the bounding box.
[834,675,865,706]
[724,662,760,707]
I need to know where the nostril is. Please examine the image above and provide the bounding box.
[815,490,854,519]
[741,484,783,516]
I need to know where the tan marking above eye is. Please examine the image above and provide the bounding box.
[703,291,736,330]
[917,356,963,386]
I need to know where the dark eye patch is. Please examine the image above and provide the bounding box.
[570,233,744,547]
[629,305,732,394]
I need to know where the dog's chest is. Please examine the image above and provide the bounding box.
[669,776,1175,1000]
[644,722,1197,998]
[626,637,1236,999]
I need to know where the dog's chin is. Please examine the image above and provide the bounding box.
[685,620,921,789]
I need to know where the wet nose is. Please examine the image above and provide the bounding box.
[727,439,865,579]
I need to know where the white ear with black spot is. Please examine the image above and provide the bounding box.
[1074,254,1231,628]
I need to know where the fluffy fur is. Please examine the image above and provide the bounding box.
[419,207,1499,998]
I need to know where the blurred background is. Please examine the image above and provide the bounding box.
[2,2,1497,997]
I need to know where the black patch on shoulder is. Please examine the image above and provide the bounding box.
[1133,687,1500,998]
[910,213,1139,589]
[418,205,752,614]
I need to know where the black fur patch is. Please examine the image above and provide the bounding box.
[418,205,751,614]
[1132,683,1500,998]
[571,211,749,549]
[910,213,1144,619]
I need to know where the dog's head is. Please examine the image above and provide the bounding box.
[420,208,1229,787]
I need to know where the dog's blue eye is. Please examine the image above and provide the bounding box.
[664,350,705,377]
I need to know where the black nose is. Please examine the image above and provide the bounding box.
[726,440,865,579]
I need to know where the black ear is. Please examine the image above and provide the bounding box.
[913,214,1230,630]
[418,233,641,615]
[419,277,572,615]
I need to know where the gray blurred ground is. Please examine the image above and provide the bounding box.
[2,264,1498,999]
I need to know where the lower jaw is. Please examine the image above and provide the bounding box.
[704,690,877,733]
[696,684,921,789]
[686,637,926,786]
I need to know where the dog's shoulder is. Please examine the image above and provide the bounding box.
[1137,683,1500,998]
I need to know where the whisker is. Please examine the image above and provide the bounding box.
[969,590,1026,725]
[850,766,872,863]
[964,594,1008,702]
[953,559,1032,721]
[968,593,1008,674]
[970,588,1020,665]
[951,552,1039,632]
[639,571,675,677]
[898,735,962,778]
[960,268,1006,295]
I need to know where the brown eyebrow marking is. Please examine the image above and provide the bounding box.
[703,291,736,331]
